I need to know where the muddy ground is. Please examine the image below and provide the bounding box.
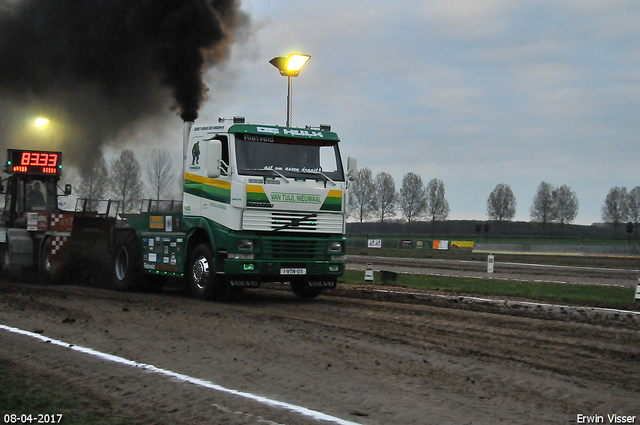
[1,258,640,424]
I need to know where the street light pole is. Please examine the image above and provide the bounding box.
[287,75,292,127]
[269,53,311,127]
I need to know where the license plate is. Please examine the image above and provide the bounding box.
[281,268,307,275]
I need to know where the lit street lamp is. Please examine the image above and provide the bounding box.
[269,53,311,127]
[35,117,49,127]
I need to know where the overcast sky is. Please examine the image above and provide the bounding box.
[122,0,639,225]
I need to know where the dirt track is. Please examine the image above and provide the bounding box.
[1,279,639,425]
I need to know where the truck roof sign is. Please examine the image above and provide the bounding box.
[228,124,340,141]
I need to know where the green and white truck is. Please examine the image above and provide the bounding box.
[113,118,356,299]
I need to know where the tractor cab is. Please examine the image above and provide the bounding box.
[1,150,67,228]
[1,149,72,274]
[2,175,61,228]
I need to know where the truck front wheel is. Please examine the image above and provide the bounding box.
[188,244,223,300]
[291,279,325,299]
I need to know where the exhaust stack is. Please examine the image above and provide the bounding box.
[182,121,194,197]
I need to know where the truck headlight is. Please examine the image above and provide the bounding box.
[238,239,254,250]
[328,241,343,252]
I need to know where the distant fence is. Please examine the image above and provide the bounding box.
[346,237,640,256]
[347,237,475,251]
[346,220,633,239]
[473,243,640,256]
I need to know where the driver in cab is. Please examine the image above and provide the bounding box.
[26,181,46,210]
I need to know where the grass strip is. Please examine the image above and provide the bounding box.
[340,270,639,310]
[0,359,144,425]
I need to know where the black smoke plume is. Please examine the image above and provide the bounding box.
[0,0,249,167]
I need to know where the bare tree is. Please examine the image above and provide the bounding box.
[602,186,629,236]
[426,178,449,234]
[627,186,640,237]
[399,172,427,232]
[110,149,143,213]
[77,154,109,211]
[348,167,377,222]
[146,149,175,201]
[375,171,397,229]
[553,184,578,236]
[487,183,516,225]
[530,181,555,235]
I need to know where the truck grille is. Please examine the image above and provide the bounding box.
[242,210,344,233]
[263,239,325,260]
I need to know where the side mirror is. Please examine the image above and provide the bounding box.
[64,184,72,195]
[206,140,222,179]
[346,156,357,181]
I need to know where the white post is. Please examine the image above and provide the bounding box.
[487,254,494,274]
[635,276,640,302]
[365,263,374,282]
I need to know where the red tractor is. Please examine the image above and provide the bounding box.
[1,149,118,282]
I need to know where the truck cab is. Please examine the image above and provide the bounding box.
[113,117,357,300]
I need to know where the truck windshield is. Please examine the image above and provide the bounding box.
[235,136,345,181]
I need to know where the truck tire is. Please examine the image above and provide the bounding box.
[188,244,224,300]
[291,279,324,299]
[112,231,144,291]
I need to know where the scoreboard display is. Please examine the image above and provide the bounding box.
[7,149,62,175]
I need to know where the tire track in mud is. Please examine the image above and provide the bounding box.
[239,291,640,392]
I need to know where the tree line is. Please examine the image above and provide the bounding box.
[348,169,450,233]
[76,156,640,237]
[348,168,638,236]
[76,149,175,213]
[601,187,640,235]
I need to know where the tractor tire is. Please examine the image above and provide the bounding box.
[291,279,324,299]
[0,243,9,278]
[39,237,53,284]
[112,231,144,291]
[188,244,224,300]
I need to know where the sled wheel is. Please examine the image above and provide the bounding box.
[112,231,144,291]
